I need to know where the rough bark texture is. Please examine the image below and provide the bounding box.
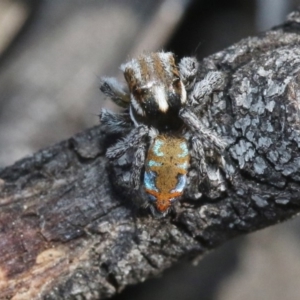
[1,10,300,300]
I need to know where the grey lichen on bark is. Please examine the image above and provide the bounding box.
[1,10,300,300]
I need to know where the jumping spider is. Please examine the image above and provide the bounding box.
[100,52,226,217]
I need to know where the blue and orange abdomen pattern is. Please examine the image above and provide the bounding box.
[143,135,190,213]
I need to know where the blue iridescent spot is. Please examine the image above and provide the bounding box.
[178,142,188,158]
[176,162,188,170]
[148,194,157,202]
[144,171,158,192]
[153,140,164,157]
[171,174,187,193]
[148,160,163,167]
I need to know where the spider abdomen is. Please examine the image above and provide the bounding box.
[143,135,190,214]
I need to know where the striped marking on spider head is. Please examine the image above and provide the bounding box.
[122,52,187,120]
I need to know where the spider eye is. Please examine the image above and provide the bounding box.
[124,68,136,86]
[133,86,148,99]
[172,77,181,89]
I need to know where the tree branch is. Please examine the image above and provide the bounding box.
[1,10,300,300]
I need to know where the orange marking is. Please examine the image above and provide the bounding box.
[145,189,182,212]
[124,68,137,94]
[152,52,166,85]
[145,135,190,212]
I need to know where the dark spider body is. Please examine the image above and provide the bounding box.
[100,51,227,217]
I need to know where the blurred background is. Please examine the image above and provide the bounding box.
[0,0,300,299]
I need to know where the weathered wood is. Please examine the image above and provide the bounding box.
[1,10,300,300]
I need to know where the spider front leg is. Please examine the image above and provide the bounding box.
[189,71,226,109]
[100,77,130,108]
[100,109,133,135]
[178,56,199,90]
[106,125,149,159]
[180,107,226,153]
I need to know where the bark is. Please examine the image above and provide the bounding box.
[1,10,300,300]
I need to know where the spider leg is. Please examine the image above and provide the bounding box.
[100,77,130,108]
[178,56,199,90]
[189,71,226,109]
[100,108,133,135]
[183,109,227,198]
[131,127,158,190]
[130,141,147,190]
[106,125,149,159]
[179,107,226,153]
[190,135,207,175]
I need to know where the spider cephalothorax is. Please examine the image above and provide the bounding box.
[100,51,227,217]
[122,52,187,131]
